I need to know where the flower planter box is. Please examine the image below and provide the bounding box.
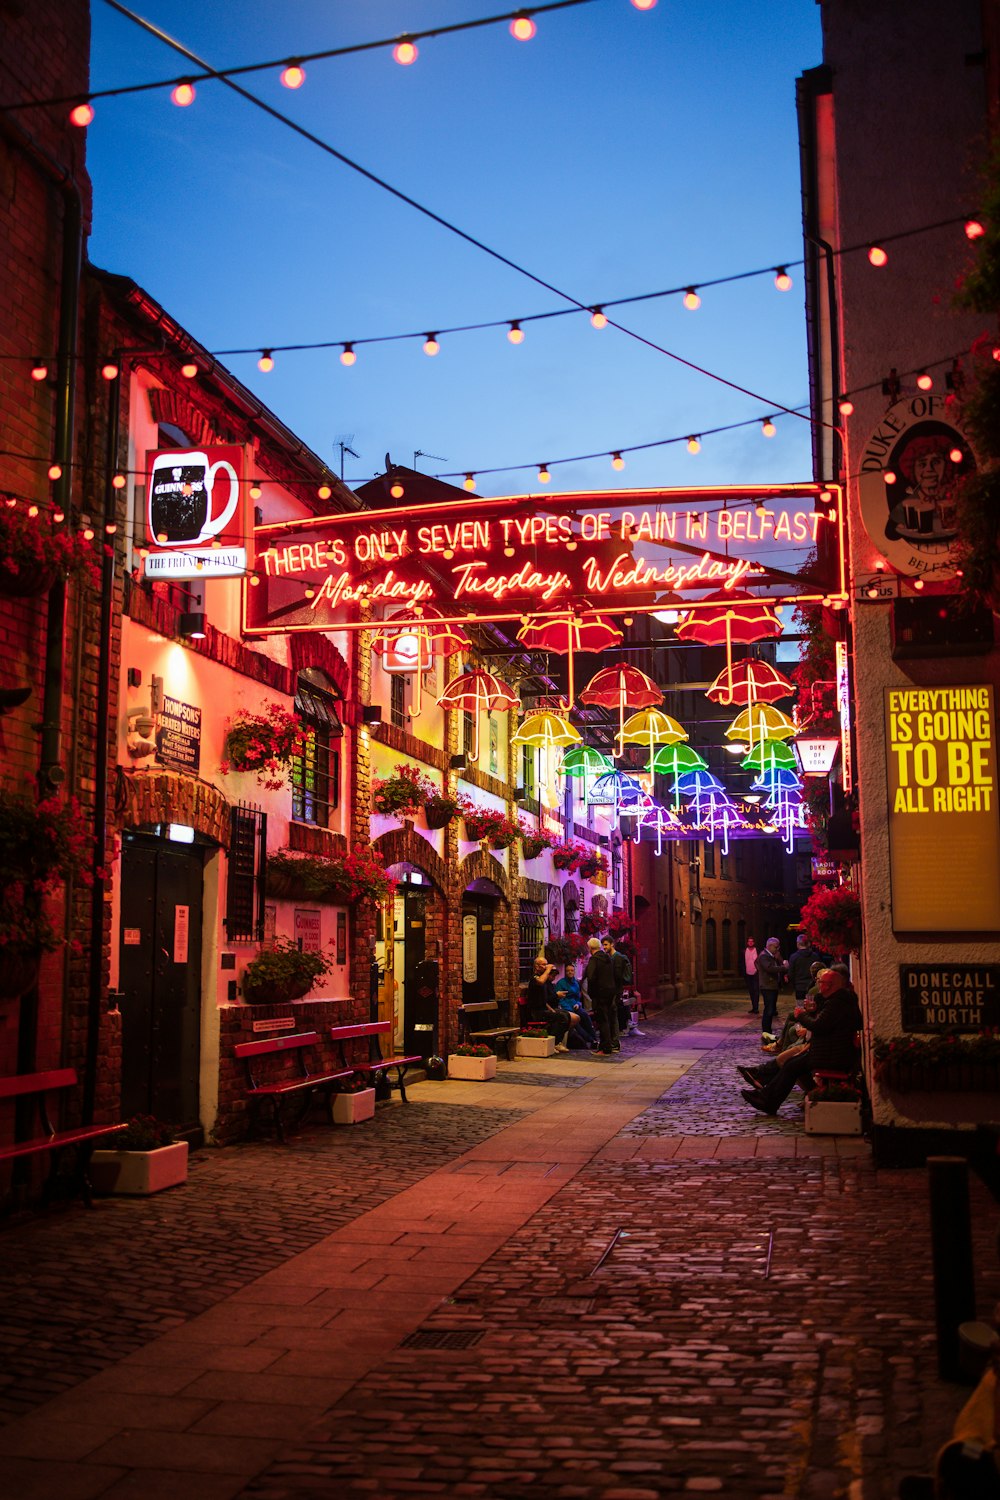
[332,1087,376,1124]
[516,1034,556,1059]
[90,1140,189,1196]
[804,1099,862,1135]
[448,1053,498,1081]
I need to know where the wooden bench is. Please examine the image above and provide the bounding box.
[458,999,519,1060]
[328,1022,422,1102]
[0,1069,122,1207]
[234,1031,353,1142]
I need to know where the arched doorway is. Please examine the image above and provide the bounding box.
[462,877,503,1005]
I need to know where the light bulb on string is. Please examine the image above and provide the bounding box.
[916,370,932,390]
[423,334,440,356]
[838,396,854,416]
[949,446,963,464]
[393,37,418,64]
[31,360,48,382]
[171,81,196,107]
[682,287,701,310]
[884,470,897,485]
[463,474,476,492]
[112,473,126,490]
[82,521,95,540]
[317,484,332,501]
[340,343,356,366]
[249,482,262,501]
[101,362,119,381]
[180,361,198,379]
[966,217,985,240]
[69,100,94,127]
[53,509,64,523]
[507,321,524,344]
[761,418,776,438]
[868,244,888,266]
[249,575,260,587]
[537,464,551,484]
[280,61,306,88]
[48,463,62,481]
[590,307,608,329]
[28,505,38,518]
[913,578,924,591]
[774,267,793,291]
[4,497,16,509]
[631,0,658,9]
[258,350,274,373]
[686,436,701,455]
[105,522,117,535]
[390,481,405,499]
[510,13,536,40]
[611,452,625,471]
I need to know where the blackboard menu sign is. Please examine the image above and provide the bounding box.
[156,695,201,774]
[900,964,1000,1032]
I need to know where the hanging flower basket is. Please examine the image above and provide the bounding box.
[241,936,335,1006]
[266,849,395,906]
[551,843,583,872]
[874,1033,1000,1092]
[424,794,458,829]
[372,766,426,818]
[798,884,862,955]
[577,849,609,881]
[0,498,101,598]
[518,822,556,860]
[459,798,518,847]
[223,702,312,792]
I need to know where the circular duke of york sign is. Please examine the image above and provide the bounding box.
[858,394,976,581]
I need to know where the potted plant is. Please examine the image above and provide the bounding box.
[577,847,608,881]
[458,799,518,849]
[551,842,583,872]
[326,846,396,905]
[90,1115,189,1195]
[798,884,862,956]
[874,1033,1000,1092]
[0,497,101,597]
[447,1042,498,1081]
[804,1079,863,1135]
[578,912,606,940]
[372,765,426,818]
[241,936,335,1005]
[516,1022,556,1059]
[544,934,590,965]
[518,821,556,861]
[223,701,313,791]
[332,1071,377,1125]
[0,788,95,1000]
[424,788,460,829]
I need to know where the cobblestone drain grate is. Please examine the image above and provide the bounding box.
[494,1072,589,1088]
[400,1328,486,1350]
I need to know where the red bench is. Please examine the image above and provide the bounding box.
[328,1022,422,1102]
[234,1031,353,1142]
[0,1069,122,1207]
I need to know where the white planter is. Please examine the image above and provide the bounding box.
[447,1053,498,1081]
[516,1034,555,1059]
[90,1140,189,1195]
[804,1099,862,1135]
[332,1087,376,1124]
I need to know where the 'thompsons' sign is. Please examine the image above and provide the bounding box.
[885,684,1000,932]
[245,485,844,634]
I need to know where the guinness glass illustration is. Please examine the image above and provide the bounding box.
[149,451,239,546]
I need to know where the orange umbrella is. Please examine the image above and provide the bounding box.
[674,590,782,674]
[436,670,519,762]
[706,657,795,708]
[578,664,662,756]
[373,606,470,718]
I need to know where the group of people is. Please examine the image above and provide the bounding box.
[526,937,639,1056]
[738,938,863,1117]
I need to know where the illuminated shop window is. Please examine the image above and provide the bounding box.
[292,671,342,826]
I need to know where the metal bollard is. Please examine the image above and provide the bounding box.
[927,1156,977,1381]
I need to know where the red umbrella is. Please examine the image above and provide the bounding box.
[516,613,623,708]
[578,664,662,755]
[436,669,520,762]
[373,606,470,718]
[706,657,795,708]
[673,590,782,673]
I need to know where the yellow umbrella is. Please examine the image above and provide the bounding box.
[725,703,797,754]
[512,711,581,789]
[620,708,688,771]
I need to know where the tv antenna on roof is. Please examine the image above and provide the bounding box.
[414,450,447,470]
[334,438,358,479]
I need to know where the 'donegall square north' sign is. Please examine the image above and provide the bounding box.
[900,964,1000,1032]
[244,485,844,634]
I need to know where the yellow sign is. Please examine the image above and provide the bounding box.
[885,685,1000,931]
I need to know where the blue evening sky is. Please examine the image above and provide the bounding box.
[85,1,822,495]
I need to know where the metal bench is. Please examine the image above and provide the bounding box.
[328,1022,422,1102]
[0,1069,122,1207]
[458,999,519,1060]
[234,1031,353,1142]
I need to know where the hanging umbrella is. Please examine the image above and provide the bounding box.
[725,703,797,754]
[561,744,613,780]
[741,738,798,773]
[516,613,623,710]
[638,801,682,856]
[671,768,728,825]
[620,708,687,769]
[588,770,648,820]
[436,670,520,763]
[648,742,708,806]
[698,795,745,855]
[579,664,663,756]
[374,606,470,719]
[512,711,581,787]
[706,657,795,708]
[674,589,783,674]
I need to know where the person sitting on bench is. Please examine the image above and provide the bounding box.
[526,957,571,1052]
[740,968,861,1116]
[553,962,599,1049]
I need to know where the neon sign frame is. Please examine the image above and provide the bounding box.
[243,484,845,637]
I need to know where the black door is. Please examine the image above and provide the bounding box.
[462,895,496,1004]
[119,832,204,1130]
[401,888,428,1054]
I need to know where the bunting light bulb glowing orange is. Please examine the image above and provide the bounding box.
[105,522,117,535]
[463,474,476,491]
[48,464,62,480]
[181,361,198,379]
[916,370,932,390]
[761,418,776,438]
[965,218,985,240]
[507,321,524,344]
[257,350,274,373]
[868,244,888,266]
[510,13,536,39]
[112,474,126,489]
[537,465,551,484]
[82,525,95,540]
[682,287,701,310]
[590,307,608,329]
[69,101,94,127]
[249,574,260,586]
[423,334,440,356]
[171,81,196,107]
[611,452,625,471]
[686,436,701,455]
[390,481,405,499]
[631,0,657,9]
[249,482,262,500]
[30,361,48,382]
[884,470,897,485]
[913,578,924,590]
[393,38,418,65]
[838,396,854,416]
[28,505,38,517]
[340,343,356,366]
[949,447,963,464]
[774,267,792,291]
[280,62,306,88]
[101,362,119,381]
[317,484,332,500]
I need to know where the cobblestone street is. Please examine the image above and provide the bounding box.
[1,992,997,1500]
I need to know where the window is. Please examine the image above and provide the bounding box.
[722,918,732,972]
[292,671,342,826]
[390,673,406,729]
[521,743,536,800]
[703,840,715,877]
[734,841,745,882]
[225,803,266,942]
[706,917,718,971]
[519,902,545,983]
[463,709,474,756]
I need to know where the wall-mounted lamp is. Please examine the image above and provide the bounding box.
[362,704,383,725]
[127,667,142,688]
[449,753,468,771]
[178,612,207,640]
[0,684,31,716]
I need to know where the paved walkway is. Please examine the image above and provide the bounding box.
[1,992,997,1500]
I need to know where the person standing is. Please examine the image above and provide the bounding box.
[754,937,785,1043]
[744,936,760,1015]
[786,933,820,1001]
[584,937,630,1054]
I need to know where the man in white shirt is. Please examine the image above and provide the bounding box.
[744,936,759,1015]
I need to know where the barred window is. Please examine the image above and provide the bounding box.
[390,673,406,729]
[292,671,342,826]
[519,902,545,984]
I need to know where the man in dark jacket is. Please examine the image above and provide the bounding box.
[740,968,861,1116]
[585,938,631,1054]
[754,937,785,1042]
[787,933,821,1000]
